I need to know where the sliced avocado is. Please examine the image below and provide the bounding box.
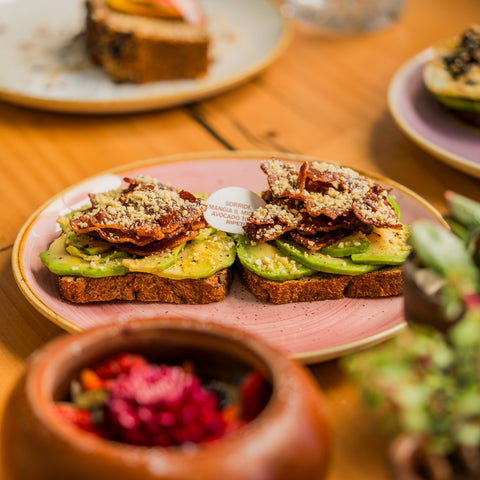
[194,192,209,200]
[236,235,314,281]
[276,238,381,275]
[157,231,236,279]
[40,235,129,278]
[122,244,185,274]
[435,95,480,113]
[191,227,216,244]
[57,215,72,233]
[351,226,411,265]
[65,232,113,256]
[388,195,402,221]
[66,244,104,261]
[320,231,370,257]
[56,208,89,233]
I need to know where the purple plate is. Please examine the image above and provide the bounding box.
[388,48,480,178]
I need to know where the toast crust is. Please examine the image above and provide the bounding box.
[58,268,233,304]
[238,264,402,304]
[85,0,209,83]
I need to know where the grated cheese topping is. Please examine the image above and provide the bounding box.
[261,158,301,197]
[250,202,304,226]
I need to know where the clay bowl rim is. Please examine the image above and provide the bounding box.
[24,317,297,460]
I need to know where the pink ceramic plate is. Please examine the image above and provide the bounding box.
[388,48,480,179]
[13,152,445,363]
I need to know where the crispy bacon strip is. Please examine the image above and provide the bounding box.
[70,177,207,254]
[295,212,366,235]
[243,222,290,243]
[352,184,400,228]
[290,229,351,251]
[261,158,302,198]
[247,198,303,226]
[117,222,207,256]
[299,161,372,219]
[300,161,368,190]
[243,198,303,242]
[243,159,401,247]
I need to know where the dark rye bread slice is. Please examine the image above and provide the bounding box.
[85,0,209,83]
[58,268,232,304]
[238,264,402,304]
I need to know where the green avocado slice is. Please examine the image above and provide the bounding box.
[351,226,411,265]
[435,95,480,113]
[236,235,314,281]
[122,244,185,274]
[275,238,381,275]
[157,231,236,279]
[320,231,370,257]
[190,227,216,244]
[65,232,113,256]
[40,235,129,278]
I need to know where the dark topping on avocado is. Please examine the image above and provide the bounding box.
[443,26,480,79]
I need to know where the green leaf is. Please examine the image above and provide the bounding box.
[455,424,480,447]
[444,214,469,242]
[445,191,480,230]
[454,389,480,417]
[409,222,479,302]
[450,310,480,347]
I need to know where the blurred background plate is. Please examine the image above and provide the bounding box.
[13,151,446,363]
[0,0,290,114]
[388,48,480,179]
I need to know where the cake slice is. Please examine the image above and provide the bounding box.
[85,0,210,83]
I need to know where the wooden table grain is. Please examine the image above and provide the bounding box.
[1,0,479,478]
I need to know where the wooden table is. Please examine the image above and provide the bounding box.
[1,0,479,477]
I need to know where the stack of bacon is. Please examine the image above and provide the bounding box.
[243,158,402,250]
[70,177,207,256]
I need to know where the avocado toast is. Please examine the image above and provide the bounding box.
[236,158,410,304]
[40,176,235,303]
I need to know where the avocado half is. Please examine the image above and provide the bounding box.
[423,26,480,124]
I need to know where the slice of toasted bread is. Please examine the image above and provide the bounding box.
[238,264,402,304]
[58,267,233,304]
[85,0,209,83]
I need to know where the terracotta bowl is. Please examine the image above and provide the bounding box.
[1,318,330,480]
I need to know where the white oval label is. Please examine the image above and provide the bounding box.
[204,187,265,234]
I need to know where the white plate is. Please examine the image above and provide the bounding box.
[388,49,480,179]
[0,0,290,114]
